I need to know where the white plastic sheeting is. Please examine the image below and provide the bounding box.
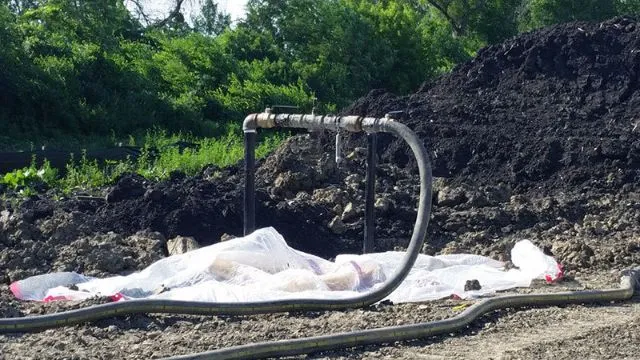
[10,227,562,304]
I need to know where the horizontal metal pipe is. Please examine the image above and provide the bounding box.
[244,112,388,133]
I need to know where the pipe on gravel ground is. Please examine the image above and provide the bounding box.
[165,268,640,360]
[2,111,639,360]
[0,111,433,333]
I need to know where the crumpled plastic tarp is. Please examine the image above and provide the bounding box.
[10,227,563,304]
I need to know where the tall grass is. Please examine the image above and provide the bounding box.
[0,129,286,195]
[137,130,284,181]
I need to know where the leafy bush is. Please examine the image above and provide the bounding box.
[0,159,58,196]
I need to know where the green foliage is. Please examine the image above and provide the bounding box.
[137,132,269,181]
[136,129,285,181]
[192,0,231,36]
[617,0,640,14]
[0,0,313,141]
[214,75,314,114]
[241,0,471,107]
[0,158,58,196]
[0,130,285,193]
[409,0,521,44]
[1,0,638,151]
[61,152,108,192]
[417,9,480,73]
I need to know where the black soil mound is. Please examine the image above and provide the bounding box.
[2,17,640,284]
[90,160,345,257]
[343,16,639,194]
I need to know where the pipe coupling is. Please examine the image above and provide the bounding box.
[361,116,393,133]
[337,116,362,132]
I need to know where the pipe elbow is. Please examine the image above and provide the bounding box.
[243,112,276,132]
[243,114,258,132]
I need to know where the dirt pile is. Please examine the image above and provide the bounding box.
[1,16,640,279]
[2,137,638,286]
[0,205,166,283]
[1,17,639,282]
[1,16,640,359]
[343,16,639,194]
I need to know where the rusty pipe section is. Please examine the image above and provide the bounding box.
[243,110,388,133]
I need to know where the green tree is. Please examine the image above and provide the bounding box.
[7,0,638,148]
[409,0,521,43]
[518,0,639,31]
[192,0,231,36]
[242,0,457,107]
[4,0,39,14]
[616,0,640,14]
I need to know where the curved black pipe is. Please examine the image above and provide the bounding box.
[166,270,640,360]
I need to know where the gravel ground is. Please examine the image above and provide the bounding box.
[1,271,638,360]
[0,155,636,359]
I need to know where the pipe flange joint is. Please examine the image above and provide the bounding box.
[339,116,363,132]
[322,115,340,131]
[257,112,276,129]
[362,116,392,133]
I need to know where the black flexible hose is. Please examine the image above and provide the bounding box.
[165,269,640,360]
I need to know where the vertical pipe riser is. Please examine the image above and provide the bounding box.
[244,131,256,236]
[364,133,377,253]
[335,133,343,167]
